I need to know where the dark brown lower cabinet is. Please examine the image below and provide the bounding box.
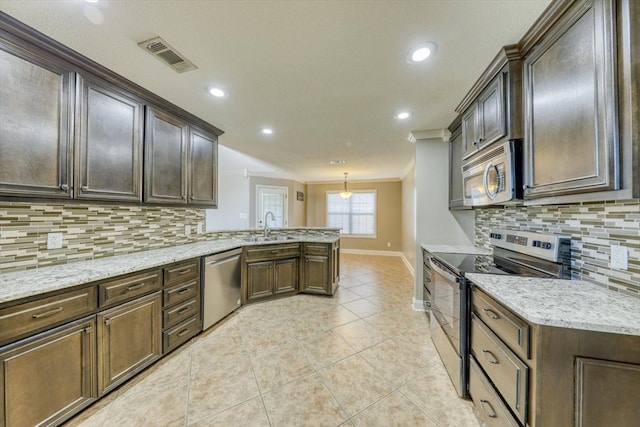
[97,292,162,395]
[300,242,340,295]
[246,258,299,301]
[0,317,96,427]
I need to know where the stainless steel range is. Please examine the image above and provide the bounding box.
[428,229,571,397]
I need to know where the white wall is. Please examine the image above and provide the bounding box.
[401,160,417,272]
[205,173,251,231]
[413,134,475,307]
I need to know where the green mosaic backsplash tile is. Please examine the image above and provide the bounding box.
[0,202,338,274]
[0,202,208,272]
[475,199,640,297]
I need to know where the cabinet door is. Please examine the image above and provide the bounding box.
[189,127,218,206]
[477,74,506,150]
[449,126,466,209]
[302,255,329,294]
[0,42,73,198]
[97,292,162,395]
[523,0,618,199]
[0,317,95,427]
[461,105,479,159]
[144,107,188,204]
[75,74,143,201]
[274,258,298,294]
[246,261,274,301]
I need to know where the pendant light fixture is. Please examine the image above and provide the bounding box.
[339,172,353,199]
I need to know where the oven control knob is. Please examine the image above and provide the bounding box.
[533,240,539,247]
[544,242,553,250]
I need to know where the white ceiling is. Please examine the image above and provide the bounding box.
[0,0,550,182]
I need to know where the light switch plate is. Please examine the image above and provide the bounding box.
[610,245,628,270]
[197,223,203,234]
[47,232,63,250]
[185,225,191,236]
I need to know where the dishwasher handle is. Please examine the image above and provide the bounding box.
[205,248,242,265]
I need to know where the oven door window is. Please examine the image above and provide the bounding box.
[430,263,461,354]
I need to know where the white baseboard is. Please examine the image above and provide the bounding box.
[412,298,427,312]
[340,249,403,257]
[400,253,415,277]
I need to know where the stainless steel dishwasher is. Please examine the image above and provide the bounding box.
[202,248,242,330]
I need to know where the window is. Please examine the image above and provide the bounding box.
[326,190,376,237]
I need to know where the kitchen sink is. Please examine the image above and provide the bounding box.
[242,235,296,243]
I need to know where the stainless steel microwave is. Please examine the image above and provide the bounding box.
[462,140,522,207]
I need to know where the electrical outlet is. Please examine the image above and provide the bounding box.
[387,242,391,248]
[197,223,203,234]
[611,245,628,270]
[185,225,191,236]
[47,232,63,250]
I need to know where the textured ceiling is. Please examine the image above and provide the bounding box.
[0,0,551,182]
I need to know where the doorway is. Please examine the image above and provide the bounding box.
[256,185,288,228]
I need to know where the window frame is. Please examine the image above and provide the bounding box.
[325,189,377,239]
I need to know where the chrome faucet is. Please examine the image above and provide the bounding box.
[264,211,275,237]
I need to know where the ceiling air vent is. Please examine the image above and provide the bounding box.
[137,37,198,73]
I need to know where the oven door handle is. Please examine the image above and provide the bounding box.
[429,259,459,284]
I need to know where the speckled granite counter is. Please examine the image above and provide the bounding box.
[0,234,339,306]
[466,273,640,336]
[421,244,491,255]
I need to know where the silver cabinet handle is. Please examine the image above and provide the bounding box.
[176,307,190,315]
[32,306,63,319]
[125,283,145,292]
[177,287,190,295]
[176,328,190,337]
[482,308,500,320]
[480,399,497,418]
[482,349,499,364]
[177,269,190,275]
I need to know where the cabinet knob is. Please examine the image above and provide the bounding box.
[59,184,69,191]
[81,185,88,192]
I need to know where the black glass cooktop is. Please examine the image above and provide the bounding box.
[430,252,511,276]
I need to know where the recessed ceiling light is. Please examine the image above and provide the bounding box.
[395,112,411,120]
[85,0,99,3]
[330,160,346,165]
[262,128,273,135]
[207,87,227,98]
[407,42,438,63]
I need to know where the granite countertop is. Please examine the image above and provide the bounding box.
[0,234,339,305]
[466,273,640,337]
[421,243,492,255]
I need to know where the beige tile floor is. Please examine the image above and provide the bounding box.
[65,254,480,427]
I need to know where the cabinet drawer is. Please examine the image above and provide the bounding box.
[163,298,199,329]
[304,244,328,256]
[99,270,161,307]
[471,314,528,425]
[469,357,519,427]
[0,286,97,344]
[245,244,301,261]
[473,288,530,359]
[163,316,200,353]
[163,279,199,307]
[164,259,199,288]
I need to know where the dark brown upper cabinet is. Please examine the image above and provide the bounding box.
[447,117,468,210]
[456,45,523,161]
[75,74,144,202]
[189,126,218,207]
[521,0,619,200]
[144,107,189,204]
[0,12,223,206]
[0,37,74,199]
